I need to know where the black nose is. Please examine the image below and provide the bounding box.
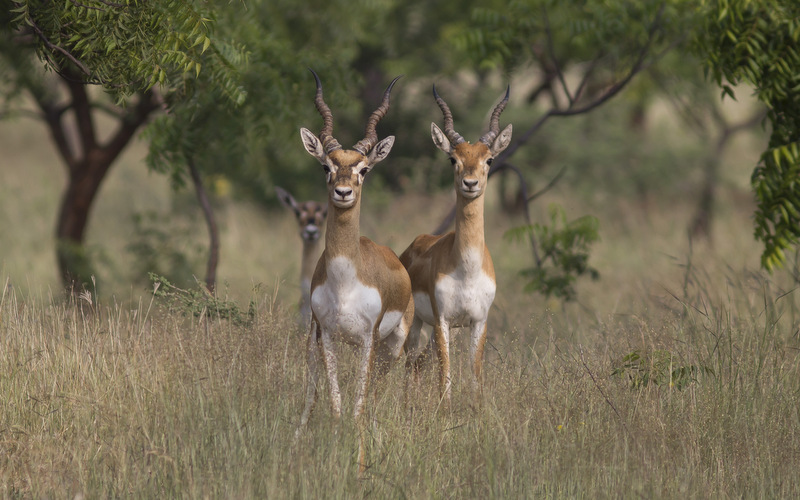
[335,187,352,198]
[463,179,479,189]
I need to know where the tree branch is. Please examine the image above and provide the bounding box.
[542,5,573,106]
[64,71,97,156]
[489,2,667,178]
[188,156,220,293]
[103,90,159,162]
[27,19,91,77]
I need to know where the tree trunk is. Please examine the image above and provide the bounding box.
[188,156,220,293]
[56,156,115,291]
[36,73,158,292]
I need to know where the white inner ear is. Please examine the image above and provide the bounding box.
[368,135,395,165]
[491,124,513,155]
[431,122,451,154]
[275,186,298,211]
[300,127,325,161]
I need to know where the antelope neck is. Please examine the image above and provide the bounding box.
[453,192,486,256]
[324,199,363,261]
[301,237,321,281]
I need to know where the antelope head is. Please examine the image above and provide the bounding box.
[431,86,513,199]
[300,70,400,209]
[275,186,327,242]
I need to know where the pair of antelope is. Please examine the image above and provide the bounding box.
[285,71,512,474]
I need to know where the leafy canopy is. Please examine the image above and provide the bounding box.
[4,0,247,105]
[697,0,800,270]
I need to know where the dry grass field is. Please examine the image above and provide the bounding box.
[2,105,800,497]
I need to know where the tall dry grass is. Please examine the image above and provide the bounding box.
[2,237,800,498]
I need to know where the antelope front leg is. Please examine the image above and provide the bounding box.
[320,329,342,419]
[403,315,425,408]
[433,320,452,406]
[354,338,375,477]
[469,320,488,408]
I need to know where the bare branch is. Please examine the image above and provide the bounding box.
[188,155,220,292]
[527,166,566,204]
[542,5,573,106]
[493,162,541,266]
[489,2,668,176]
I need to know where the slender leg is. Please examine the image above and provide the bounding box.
[403,316,425,401]
[320,329,342,419]
[469,320,488,408]
[354,338,375,477]
[353,338,375,421]
[433,320,452,406]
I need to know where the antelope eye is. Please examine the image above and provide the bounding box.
[359,167,369,176]
[487,158,494,166]
[322,164,330,173]
[449,157,457,165]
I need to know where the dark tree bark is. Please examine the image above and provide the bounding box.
[34,72,159,291]
[689,107,766,241]
[188,156,220,293]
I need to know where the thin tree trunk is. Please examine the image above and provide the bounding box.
[187,156,219,293]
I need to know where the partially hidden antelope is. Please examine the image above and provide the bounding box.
[296,70,414,475]
[275,186,327,326]
[401,85,512,407]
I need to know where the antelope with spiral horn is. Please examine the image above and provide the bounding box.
[295,70,414,476]
[401,85,512,407]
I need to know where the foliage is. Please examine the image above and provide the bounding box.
[126,211,203,288]
[148,273,254,326]
[505,204,599,301]
[612,349,714,390]
[455,0,698,77]
[696,0,800,270]
[3,0,246,105]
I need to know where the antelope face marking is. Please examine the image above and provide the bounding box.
[323,150,372,209]
[450,142,493,199]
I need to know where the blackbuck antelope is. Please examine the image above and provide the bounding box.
[401,85,512,407]
[275,186,327,326]
[296,70,414,475]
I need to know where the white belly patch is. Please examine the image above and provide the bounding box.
[417,248,496,328]
[311,256,401,344]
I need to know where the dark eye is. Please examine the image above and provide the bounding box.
[359,167,369,176]
[449,157,457,165]
[322,164,330,173]
[487,158,494,166]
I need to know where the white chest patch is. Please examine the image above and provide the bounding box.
[311,257,401,345]
[416,247,496,328]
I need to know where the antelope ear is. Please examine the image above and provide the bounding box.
[490,124,513,155]
[368,135,395,165]
[431,122,451,154]
[275,186,299,214]
[300,128,325,161]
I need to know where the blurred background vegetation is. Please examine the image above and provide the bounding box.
[0,0,795,309]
